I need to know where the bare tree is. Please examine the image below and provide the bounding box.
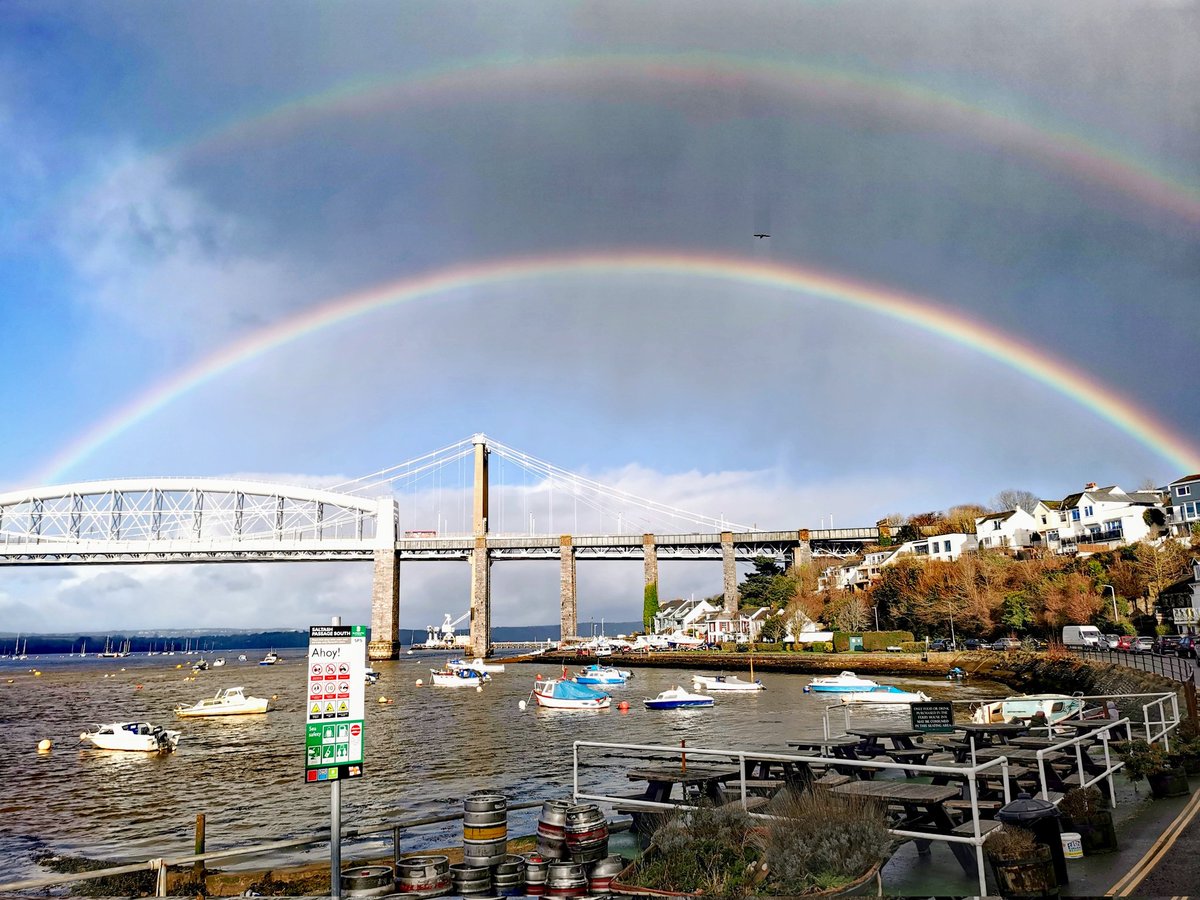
[991,489,1040,513]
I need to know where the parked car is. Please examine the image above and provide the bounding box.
[1102,633,1121,649]
[1116,635,1135,651]
[1176,636,1197,659]
[929,639,955,652]
[1152,635,1182,656]
[963,638,983,651]
[992,637,1022,651]
[1131,636,1154,653]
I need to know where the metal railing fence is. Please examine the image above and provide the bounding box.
[1071,646,1196,684]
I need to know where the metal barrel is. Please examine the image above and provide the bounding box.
[449,861,492,897]
[491,854,526,896]
[587,854,626,893]
[545,861,589,898]
[563,804,610,864]
[395,855,451,894]
[536,798,573,860]
[522,853,549,896]
[341,865,396,898]
[463,793,508,867]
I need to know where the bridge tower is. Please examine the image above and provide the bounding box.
[468,435,492,657]
[367,497,399,661]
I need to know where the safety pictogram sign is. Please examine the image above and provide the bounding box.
[304,623,366,783]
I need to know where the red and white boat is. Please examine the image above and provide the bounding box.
[530,679,611,710]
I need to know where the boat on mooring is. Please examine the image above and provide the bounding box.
[258,651,280,666]
[691,674,765,693]
[175,686,271,717]
[448,657,506,674]
[574,664,631,685]
[838,686,932,705]
[805,671,880,692]
[79,722,181,752]
[644,686,714,709]
[971,693,1086,725]
[530,678,611,710]
[430,667,490,688]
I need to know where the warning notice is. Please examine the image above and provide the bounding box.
[304,624,367,782]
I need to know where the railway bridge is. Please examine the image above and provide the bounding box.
[0,436,881,659]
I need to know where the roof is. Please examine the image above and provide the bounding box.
[1169,474,1200,486]
[1041,499,1062,509]
[977,510,1017,523]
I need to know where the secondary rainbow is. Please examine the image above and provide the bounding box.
[32,251,1200,484]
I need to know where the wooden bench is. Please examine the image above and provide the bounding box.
[885,748,935,776]
[952,819,1004,837]
[725,779,785,795]
[814,772,852,788]
[943,798,1004,818]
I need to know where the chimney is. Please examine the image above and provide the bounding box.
[1085,482,1097,490]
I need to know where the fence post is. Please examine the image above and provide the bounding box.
[193,813,205,883]
[1185,681,1198,728]
[153,859,168,897]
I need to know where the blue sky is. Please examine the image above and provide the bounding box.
[1,0,1198,633]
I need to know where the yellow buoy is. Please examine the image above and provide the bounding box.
[377,696,389,704]
[415,678,424,687]
[37,739,52,752]
[175,664,183,669]
[33,671,42,676]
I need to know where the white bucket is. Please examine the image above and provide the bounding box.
[1061,832,1083,859]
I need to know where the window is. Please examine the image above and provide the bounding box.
[943,540,951,552]
[1041,515,1047,524]
[1048,530,1059,541]
[1083,505,1094,517]
[1178,485,1192,497]
[1071,509,1081,522]
[993,520,1002,530]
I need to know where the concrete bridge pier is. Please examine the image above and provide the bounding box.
[722,531,738,614]
[643,534,658,631]
[792,530,813,570]
[368,498,400,660]
[560,536,577,642]
[469,536,491,657]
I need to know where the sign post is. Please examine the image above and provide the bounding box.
[910,700,955,734]
[305,619,367,898]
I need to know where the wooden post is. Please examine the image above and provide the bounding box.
[193,814,205,883]
[1184,680,1198,728]
[680,739,686,774]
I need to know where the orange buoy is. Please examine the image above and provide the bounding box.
[617,701,630,712]
[135,684,143,690]
[536,674,542,680]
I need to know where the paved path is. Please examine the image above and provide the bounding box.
[1107,784,1200,897]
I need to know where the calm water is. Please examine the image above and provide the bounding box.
[0,652,1008,880]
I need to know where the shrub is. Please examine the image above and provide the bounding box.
[634,804,761,897]
[1059,786,1105,820]
[1117,739,1172,781]
[985,826,1039,862]
[900,641,925,653]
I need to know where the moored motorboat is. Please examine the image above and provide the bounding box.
[530,678,611,710]
[691,674,765,692]
[838,686,932,705]
[971,694,1085,725]
[175,686,271,717]
[365,667,380,685]
[191,659,208,673]
[448,657,506,674]
[79,722,181,752]
[806,671,880,692]
[644,686,714,709]
[430,667,490,687]
[212,658,226,668]
[574,664,631,685]
[258,651,280,666]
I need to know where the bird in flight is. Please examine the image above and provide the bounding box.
[753,233,770,239]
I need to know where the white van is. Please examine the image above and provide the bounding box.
[1062,625,1102,647]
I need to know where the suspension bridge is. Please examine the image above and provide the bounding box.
[0,435,880,659]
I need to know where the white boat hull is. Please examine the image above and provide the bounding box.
[80,723,180,752]
[175,688,271,717]
[692,675,764,692]
[531,679,610,709]
[839,690,931,705]
[431,669,489,687]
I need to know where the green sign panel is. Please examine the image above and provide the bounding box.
[304,624,367,782]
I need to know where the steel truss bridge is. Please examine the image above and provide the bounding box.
[0,437,881,658]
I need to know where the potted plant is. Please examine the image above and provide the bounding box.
[1167,720,1200,776]
[1117,739,1190,799]
[984,827,1058,898]
[612,790,891,898]
[1058,787,1117,855]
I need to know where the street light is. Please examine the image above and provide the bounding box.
[873,606,879,632]
[1102,584,1118,621]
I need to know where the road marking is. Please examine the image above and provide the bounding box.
[1107,788,1200,896]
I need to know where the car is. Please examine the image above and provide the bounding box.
[992,637,1022,651]
[1116,635,1134,651]
[1152,635,1182,656]
[963,639,983,651]
[1102,633,1121,650]
[1176,636,1197,659]
[929,639,954,652]
[1131,636,1154,653]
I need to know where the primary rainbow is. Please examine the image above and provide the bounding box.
[32,251,1200,484]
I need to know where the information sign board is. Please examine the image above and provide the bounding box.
[910,700,955,734]
[304,624,367,782]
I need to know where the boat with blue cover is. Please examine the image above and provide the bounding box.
[531,678,611,710]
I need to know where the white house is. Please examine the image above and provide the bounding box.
[1048,483,1164,552]
[1163,558,1200,635]
[819,533,976,591]
[697,606,773,644]
[974,508,1039,551]
[1166,474,1200,538]
[652,597,719,636]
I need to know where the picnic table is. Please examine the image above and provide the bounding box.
[829,780,991,875]
[626,764,743,805]
[950,722,1029,761]
[846,726,925,753]
[787,736,869,777]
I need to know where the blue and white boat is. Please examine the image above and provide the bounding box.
[838,686,932,705]
[644,686,714,709]
[805,671,880,693]
[574,664,631,685]
[531,678,611,710]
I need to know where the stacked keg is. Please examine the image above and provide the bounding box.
[563,804,609,865]
[341,865,397,898]
[522,853,549,896]
[394,856,451,896]
[449,861,492,897]
[463,792,510,867]
[491,854,526,896]
[536,799,573,860]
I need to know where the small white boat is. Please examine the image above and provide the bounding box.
[79,722,181,752]
[530,678,610,710]
[644,686,714,709]
[191,659,208,673]
[365,667,380,685]
[175,686,271,717]
[430,667,490,688]
[806,671,880,692]
[574,664,632,685]
[258,651,280,666]
[448,657,506,674]
[692,674,765,693]
[237,654,247,662]
[839,686,932,705]
[972,694,1085,725]
[212,658,226,668]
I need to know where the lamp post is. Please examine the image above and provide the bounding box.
[873,606,879,632]
[948,606,956,649]
[1103,584,1118,621]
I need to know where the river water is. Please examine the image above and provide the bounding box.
[0,652,1008,881]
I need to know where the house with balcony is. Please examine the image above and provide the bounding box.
[1162,558,1200,635]
[818,533,976,591]
[1050,483,1164,553]
[697,606,773,644]
[974,507,1039,551]
[652,597,719,636]
[1166,474,1200,538]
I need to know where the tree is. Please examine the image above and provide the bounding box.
[759,614,786,643]
[1134,539,1190,608]
[999,591,1035,631]
[738,557,784,607]
[827,591,871,632]
[992,489,1040,513]
[642,582,659,633]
